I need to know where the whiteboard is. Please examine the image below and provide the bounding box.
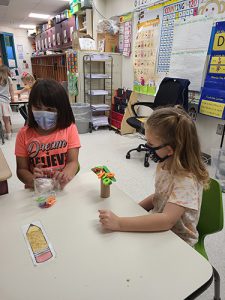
[169,15,213,91]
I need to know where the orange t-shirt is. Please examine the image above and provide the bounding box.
[15,123,80,174]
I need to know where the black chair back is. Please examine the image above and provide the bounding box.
[154,77,190,111]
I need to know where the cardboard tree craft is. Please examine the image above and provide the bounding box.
[91,166,116,198]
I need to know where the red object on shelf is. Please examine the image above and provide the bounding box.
[110,105,124,130]
[110,118,121,129]
[111,110,123,122]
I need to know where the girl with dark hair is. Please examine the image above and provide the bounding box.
[15,79,80,189]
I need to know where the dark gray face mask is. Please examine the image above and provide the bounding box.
[146,144,170,163]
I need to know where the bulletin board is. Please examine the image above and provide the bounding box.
[199,21,225,119]
[132,0,225,95]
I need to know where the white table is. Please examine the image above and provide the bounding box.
[0,172,212,300]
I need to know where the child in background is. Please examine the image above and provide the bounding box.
[15,79,80,189]
[15,72,35,97]
[0,65,15,140]
[99,106,209,246]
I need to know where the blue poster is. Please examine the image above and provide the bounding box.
[199,21,225,119]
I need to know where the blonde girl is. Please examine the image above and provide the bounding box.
[0,65,15,140]
[15,72,35,97]
[99,106,209,246]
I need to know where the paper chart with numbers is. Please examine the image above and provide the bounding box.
[157,0,199,73]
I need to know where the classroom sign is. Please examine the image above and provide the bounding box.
[133,18,160,95]
[199,21,225,119]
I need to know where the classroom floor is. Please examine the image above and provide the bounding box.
[1,111,225,300]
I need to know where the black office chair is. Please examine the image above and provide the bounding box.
[19,105,28,125]
[126,77,190,167]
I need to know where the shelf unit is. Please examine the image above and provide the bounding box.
[35,9,93,53]
[83,53,113,130]
[31,54,67,82]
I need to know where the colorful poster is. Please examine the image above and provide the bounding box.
[198,0,225,17]
[157,0,199,73]
[133,18,160,95]
[123,21,132,56]
[119,14,133,56]
[199,21,225,119]
[66,50,78,97]
[118,23,124,53]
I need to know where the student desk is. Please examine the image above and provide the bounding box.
[0,149,12,194]
[10,99,28,107]
[0,172,212,300]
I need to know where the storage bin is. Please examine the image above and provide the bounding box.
[71,103,91,134]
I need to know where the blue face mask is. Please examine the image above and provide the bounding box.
[32,110,57,130]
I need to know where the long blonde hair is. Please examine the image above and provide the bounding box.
[146,106,209,188]
[21,72,35,88]
[0,65,9,86]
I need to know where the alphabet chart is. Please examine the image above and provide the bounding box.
[133,18,160,90]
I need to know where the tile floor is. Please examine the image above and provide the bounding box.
[1,111,224,300]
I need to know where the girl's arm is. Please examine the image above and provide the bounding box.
[99,203,185,232]
[9,82,15,102]
[139,194,155,211]
[54,148,79,189]
[16,156,35,188]
[14,87,28,95]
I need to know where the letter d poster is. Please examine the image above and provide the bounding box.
[199,21,225,119]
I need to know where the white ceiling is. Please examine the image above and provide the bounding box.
[0,0,70,27]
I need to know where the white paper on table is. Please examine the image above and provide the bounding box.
[22,220,56,266]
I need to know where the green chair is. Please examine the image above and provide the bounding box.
[193,178,224,300]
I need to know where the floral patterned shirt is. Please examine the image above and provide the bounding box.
[152,166,203,246]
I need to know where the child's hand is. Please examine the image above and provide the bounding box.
[33,163,45,178]
[53,171,72,189]
[98,210,121,231]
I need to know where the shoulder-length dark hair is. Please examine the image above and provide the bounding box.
[27,79,75,129]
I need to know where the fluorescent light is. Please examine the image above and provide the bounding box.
[29,13,52,19]
[19,24,36,29]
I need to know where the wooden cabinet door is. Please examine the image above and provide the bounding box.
[68,16,76,44]
[55,23,62,48]
[35,34,41,51]
[61,19,69,46]
[40,32,47,51]
[51,27,56,48]
[47,27,55,49]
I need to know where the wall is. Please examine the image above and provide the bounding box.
[94,1,223,154]
[0,26,33,80]
[105,0,135,89]
[92,0,107,42]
